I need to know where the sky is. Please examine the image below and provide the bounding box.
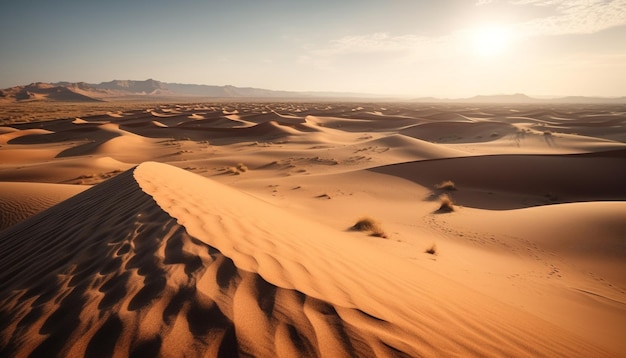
[1,0,625,97]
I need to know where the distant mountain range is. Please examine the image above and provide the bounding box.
[0,79,378,102]
[0,79,624,103]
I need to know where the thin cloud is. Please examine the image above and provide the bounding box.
[311,33,429,56]
[301,32,457,72]
[489,0,626,35]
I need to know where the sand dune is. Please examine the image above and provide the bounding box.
[304,115,417,132]
[0,128,54,145]
[0,182,87,230]
[401,120,520,143]
[371,149,626,209]
[422,200,626,353]
[0,157,131,184]
[356,134,469,162]
[0,102,625,356]
[0,162,612,357]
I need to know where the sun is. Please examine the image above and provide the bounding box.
[471,25,513,57]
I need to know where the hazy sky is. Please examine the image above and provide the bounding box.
[1,0,625,97]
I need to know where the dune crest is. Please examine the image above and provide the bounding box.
[0,162,612,357]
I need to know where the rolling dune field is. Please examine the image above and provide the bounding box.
[1,102,625,357]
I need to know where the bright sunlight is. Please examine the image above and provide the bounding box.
[471,25,513,58]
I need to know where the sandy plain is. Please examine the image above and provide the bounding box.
[0,101,625,357]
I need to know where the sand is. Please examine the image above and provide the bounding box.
[0,102,625,357]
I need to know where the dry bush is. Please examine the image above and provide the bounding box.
[224,163,248,175]
[437,194,455,213]
[370,228,387,238]
[425,244,437,255]
[236,163,248,172]
[435,180,457,191]
[225,166,240,175]
[351,217,378,231]
[350,217,387,238]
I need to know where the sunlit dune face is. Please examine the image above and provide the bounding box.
[471,25,513,58]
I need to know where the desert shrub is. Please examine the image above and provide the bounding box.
[351,217,378,231]
[425,244,437,255]
[236,163,248,172]
[224,163,248,175]
[225,166,240,175]
[370,228,387,238]
[437,194,455,213]
[435,180,457,191]
[350,217,387,238]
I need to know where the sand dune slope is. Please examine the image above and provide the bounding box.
[0,182,88,230]
[371,149,626,209]
[0,162,611,357]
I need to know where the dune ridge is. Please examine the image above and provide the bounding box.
[0,162,612,357]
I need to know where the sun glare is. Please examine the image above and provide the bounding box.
[471,25,513,58]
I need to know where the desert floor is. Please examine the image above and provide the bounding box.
[1,101,625,357]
